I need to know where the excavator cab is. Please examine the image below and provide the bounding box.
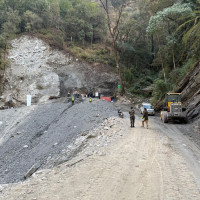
[164,93,182,111]
[161,93,188,123]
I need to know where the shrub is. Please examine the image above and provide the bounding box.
[152,79,168,103]
[0,59,9,70]
[169,57,197,89]
[37,84,44,90]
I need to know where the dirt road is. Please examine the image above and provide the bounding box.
[1,112,200,200]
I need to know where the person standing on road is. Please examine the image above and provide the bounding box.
[129,107,135,127]
[72,95,75,105]
[142,108,148,128]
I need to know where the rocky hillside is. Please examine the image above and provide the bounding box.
[175,61,200,121]
[0,35,118,105]
[0,98,118,184]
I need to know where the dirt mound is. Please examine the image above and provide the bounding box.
[0,98,117,184]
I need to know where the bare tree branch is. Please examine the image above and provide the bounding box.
[98,0,128,94]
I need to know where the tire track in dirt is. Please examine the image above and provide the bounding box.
[1,114,200,200]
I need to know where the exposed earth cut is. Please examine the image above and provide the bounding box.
[175,62,200,121]
[0,98,118,184]
[1,35,118,105]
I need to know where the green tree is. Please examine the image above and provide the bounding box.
[176,0,200,58]
[23,10,43,32]
[99,0,131,94]
[2,11,21,36]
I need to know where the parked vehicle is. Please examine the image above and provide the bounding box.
[140,103,155,115]
[160,93,188,123]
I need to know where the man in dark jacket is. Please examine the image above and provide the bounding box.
[129,107,135,127]
[142,108,148,128]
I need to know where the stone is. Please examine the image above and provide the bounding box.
[81,131,87,136]
[53,143,58,147]
[87,133,98,139]
[0,185,4,192]
[24,163,40,179]
[104,126,109,130]
[5,94,16,107]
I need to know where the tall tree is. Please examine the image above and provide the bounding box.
[99,0,130,94]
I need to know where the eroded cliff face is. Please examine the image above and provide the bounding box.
[2,35,118,104]
[174,62,200,133]
[175,62,200,121]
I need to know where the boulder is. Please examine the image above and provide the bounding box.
[5,94,16,107]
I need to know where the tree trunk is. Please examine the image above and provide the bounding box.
[172,44,176,69]
[2,42,7,91]
[156,34,167,83]
[113,44,125,94]
[151,35,155,61]
[91,32,93,49]
[159,52,167,83]
[99,0,126,95]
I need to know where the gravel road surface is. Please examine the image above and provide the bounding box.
[0,98,117,184]
[0,99,200,200]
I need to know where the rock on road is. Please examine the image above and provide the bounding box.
[1,105,200,200]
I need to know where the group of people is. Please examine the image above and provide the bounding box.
[128,107,148,128]
[71,93,92,105]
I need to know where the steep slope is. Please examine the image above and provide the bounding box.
[0,98,118,184]
[1,35,118,104]
[175,61,200,121]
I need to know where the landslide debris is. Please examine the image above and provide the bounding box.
[0,98,117,184]
[1,35,118,106]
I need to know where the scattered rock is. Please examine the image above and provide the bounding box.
[23,145,28,148]
[81,131,87,136]
[87,133,98,139]
[24,163,40,179]
[0,185,4,192]
[98,152,106,156]
[5,94,16,107]
[104,126,109,130]
[53,143,58,147]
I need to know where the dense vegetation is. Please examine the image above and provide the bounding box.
[0,0,199,103]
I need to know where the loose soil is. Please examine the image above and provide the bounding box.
[1,105,200,200]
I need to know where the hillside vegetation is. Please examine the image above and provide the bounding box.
[0,0,199,103]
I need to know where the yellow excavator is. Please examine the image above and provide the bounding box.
[160,93,188,123]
